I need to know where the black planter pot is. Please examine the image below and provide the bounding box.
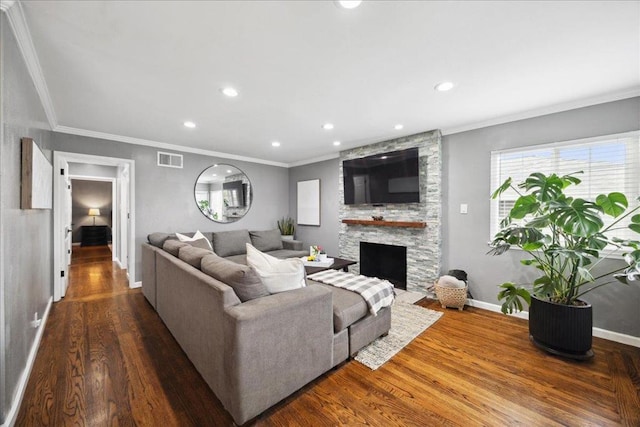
[529,295,594,360]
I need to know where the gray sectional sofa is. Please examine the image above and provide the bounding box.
[141,229,391,425]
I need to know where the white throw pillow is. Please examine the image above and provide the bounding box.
[176,230,213,251]
[246,243,306,293]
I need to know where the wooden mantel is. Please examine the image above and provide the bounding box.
[341,219,427,228]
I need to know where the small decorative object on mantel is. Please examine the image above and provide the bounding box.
[371,215,384,221]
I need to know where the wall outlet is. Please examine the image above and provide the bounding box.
[460,203,468,214]
[30,311,42,329]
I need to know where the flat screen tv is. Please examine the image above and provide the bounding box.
[343,147,420,205]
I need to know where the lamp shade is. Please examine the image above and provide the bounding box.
[88,208,101,216]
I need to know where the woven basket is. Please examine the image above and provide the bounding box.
[435,284,468,311]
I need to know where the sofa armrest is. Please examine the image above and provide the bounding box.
[282,239,304,251]
[222,285,333,424]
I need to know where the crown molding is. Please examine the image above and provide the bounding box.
[3,0,57,129]
[0,0,16,12]
[53,125,289,168]
[441,88,640,136]
[287,152,340,168]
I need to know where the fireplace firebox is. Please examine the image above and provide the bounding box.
[360,242,407,290]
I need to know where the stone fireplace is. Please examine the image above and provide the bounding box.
[338,130,442,294]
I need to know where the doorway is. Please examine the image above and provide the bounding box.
[53,152,135,301]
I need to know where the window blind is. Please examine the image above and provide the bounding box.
[490,131,640,243]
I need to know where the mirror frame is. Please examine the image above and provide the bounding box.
[194,164,252,223]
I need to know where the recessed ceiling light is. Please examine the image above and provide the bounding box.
[394,124,404,130]
[221,87,239,97]
[212,173,217,177]
[434,81,455,92]
[272,141,281,147]
[322,123,334,130]
[226,169,232,173]
[333,141,341,146]
[335,0,362,9]
[183,121,196,128]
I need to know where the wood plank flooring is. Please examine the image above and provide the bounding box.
[16,246,640,426]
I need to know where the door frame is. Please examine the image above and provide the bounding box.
[53,151,136,301]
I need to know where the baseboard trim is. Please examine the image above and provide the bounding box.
[131,281,142,289]
[1,296,53,427]
[466,299,640,348]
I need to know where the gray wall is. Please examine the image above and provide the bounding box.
[442,97,640,337]
[71,180,113,243]
[50,133,291,281]
[289,158,340,256]
[1,14,54,423]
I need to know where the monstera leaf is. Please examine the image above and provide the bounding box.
[551,199,604,237]
[520,173,567,202]
[510,195,540,219]
[630,214,640,234]
[596,192,628,218]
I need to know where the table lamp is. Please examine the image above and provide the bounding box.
[88,208,101,226]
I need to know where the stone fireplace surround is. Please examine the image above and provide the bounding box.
[338,130,442,294]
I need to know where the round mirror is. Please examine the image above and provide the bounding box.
[194,164,252,223]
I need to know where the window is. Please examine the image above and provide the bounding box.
[490,131,640,242]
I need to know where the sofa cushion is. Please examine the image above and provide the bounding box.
[163,240,189,257]
[249,230,283,252]
[246,244,306,294]
[212,230,252,257]
[178,245,212,269]
[224,254,248,265]
[201,253,269,302]
[313,282,368,332]
[148,232,174,248]
[176,230,213,251]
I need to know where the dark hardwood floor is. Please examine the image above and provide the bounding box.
[16,246,640,426]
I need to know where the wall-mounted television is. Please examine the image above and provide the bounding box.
[343,147,420,205]
[223,180,245,207]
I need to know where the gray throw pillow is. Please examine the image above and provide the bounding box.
[249,229,284,252]
[178,245,213,269]
[201,253,270,302]
[148,232,173,248]
[163,240,189,257]
[212,230,252,257]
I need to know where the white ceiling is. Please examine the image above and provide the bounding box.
[15,1,640,166]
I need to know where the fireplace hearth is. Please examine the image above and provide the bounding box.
[360,242,407,290]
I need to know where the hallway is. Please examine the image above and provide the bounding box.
[15,246,229,426]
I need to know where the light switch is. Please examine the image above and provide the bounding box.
[460,203,468,214]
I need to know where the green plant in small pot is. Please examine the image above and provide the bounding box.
[277,216,296,240]
[489,172,640,359]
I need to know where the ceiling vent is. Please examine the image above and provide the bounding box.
[157,151,183,169]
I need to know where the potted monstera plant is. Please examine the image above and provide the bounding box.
[489,172,640,359]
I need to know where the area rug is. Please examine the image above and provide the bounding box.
[354,302,443,370]
[394,289,426,305]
